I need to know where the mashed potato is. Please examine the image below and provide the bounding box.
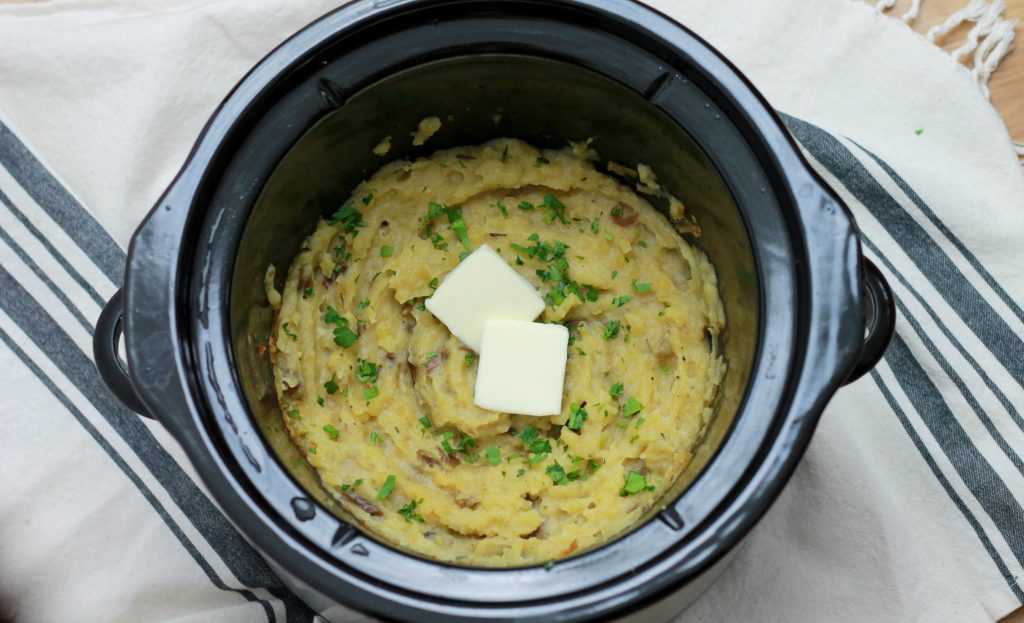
[270,138,726,566]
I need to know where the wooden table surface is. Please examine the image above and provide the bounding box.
[891,0,1024,139]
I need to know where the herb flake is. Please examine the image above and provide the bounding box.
[567,402,588,432]
[399,498,425,522]
[376,475,396,500]
[621,470,654,496]
[486,446,501,466]
[323,424,340,440]
[623,396,644,418]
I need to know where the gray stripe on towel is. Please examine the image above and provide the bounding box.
[0,121,315,621]
[0,327,275,622]
[0,262,293,618]
[871,369,1024,601]
[854,141,1024,326]
[884,334,1024,567]
[783,114,1024,384]
[0,120,125,282]
[0,186,106,307]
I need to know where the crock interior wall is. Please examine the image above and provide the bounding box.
[230,55,759,540]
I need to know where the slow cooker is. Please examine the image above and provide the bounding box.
[93,0,896,620]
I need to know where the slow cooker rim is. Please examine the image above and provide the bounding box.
[121,0,864,618]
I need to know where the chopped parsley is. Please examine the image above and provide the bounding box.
[334,241,352,262]
[610,382,624,399]
[381,245,394,257]
[486,446,501,465]
[567,402,588,432]
[611,270,618,279]
[603,320,621,340]
[590,218,600,234]
[546,461,568,484]
[323,424,340,440]
[631,279,651,293]
[518,200,535,212]
[339,478,363,492]
[430,232,448,251]
[623,396,644,418]
[621,470,655,496]
[528,453,548,466]
[362,194,373,205]
[445,206,472,251]
[541,194,569,225]
[369,431,380,445]
[399,498,425,522]
[519,426,552,458]
[287,408,300,417]
[357,299,371,312]
[458,434,479,461]
[303,287,315,299]
[464,352,476,367]
[421,202,445,234]
[328,204,367,234]
[547,458,600,485]
[376,475,396,500]
[316,396,325,406]
[439,431,455,454]
[324,306,343,324]
[915,128,924,136]
[356,359,379,383]
[429,277,439,290]
[535,156,550,166]
[282,322,297,341]
[324,306,358,348]
[611,294,633,308]
[418,416,432,432]
[440,431,479,461]
[515,234,593,307]
[324,378,339,394]
[362,386,380,401]
[495,200,508,217]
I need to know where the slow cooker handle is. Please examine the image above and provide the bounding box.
[844,258,896,384]
[94,289,153,417]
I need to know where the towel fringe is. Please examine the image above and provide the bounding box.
[948,0,1004,61]
[901,0,925,23]
[868,0,1016,95]
[867,0,1021,166]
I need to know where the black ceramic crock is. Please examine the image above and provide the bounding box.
[93,0,896,621]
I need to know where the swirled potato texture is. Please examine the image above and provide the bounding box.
[270,138,725,566]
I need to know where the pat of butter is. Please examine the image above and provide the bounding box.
[425,245,544,352]
[474,320,568,416]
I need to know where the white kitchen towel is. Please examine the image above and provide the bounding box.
[1,1,1023,622]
